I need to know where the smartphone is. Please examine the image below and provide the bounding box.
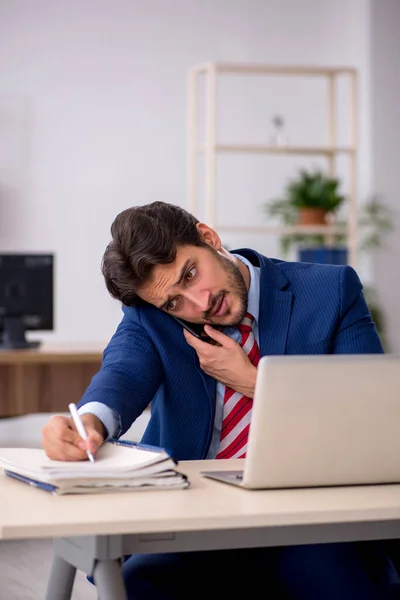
[172,316,216,344]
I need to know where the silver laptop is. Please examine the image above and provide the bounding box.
[201,354,400,489]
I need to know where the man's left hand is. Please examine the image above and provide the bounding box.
[183,325,257,398]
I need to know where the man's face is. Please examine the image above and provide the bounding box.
[137,242,249,327]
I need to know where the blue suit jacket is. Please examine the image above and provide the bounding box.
[78,249,383,460]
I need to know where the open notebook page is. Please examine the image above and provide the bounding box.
[0,442,173,481]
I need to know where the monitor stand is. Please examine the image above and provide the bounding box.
[0,316,41,350]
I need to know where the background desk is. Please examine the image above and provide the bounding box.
[0,343,105,417]
[1,459,400,599]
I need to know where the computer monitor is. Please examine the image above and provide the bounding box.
[0,254,54,350]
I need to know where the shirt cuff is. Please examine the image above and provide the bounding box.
[78,402,122,440]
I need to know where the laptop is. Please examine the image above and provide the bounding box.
[201,354,400,489]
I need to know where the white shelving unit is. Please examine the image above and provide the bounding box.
[186,62,358,267]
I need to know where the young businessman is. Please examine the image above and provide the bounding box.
[42,201,400,599]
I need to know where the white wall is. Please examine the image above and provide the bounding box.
[0,0,372,342]
[370,0,400,353]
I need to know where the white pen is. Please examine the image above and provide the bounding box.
[68,403,95,463]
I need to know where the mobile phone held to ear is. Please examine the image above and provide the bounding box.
[172,316,216,344]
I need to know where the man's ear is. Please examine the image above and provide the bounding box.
[196,223,222,250]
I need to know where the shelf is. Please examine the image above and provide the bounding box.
[187,61,359,267]
[216,225,348,235]
[193,63,357,77]
[197,144,355,156]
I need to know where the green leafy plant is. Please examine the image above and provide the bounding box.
[265,169,347,255]
[286,194,394,255]
[282,169,345,211]
[357,197,394,349]
[358,194,395,252]
[266,169,346,221]
[331,194,394,345]
[265,171,394,259]
[265,182,395,349]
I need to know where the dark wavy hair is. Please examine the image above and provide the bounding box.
[101,201,208,306]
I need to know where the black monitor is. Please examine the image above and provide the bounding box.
[0,254,54,350]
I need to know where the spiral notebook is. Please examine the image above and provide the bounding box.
[0,439,189,494]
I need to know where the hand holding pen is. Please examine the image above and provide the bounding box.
[41,408,106,462]
[68,403,96,462]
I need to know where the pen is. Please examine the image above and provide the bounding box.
[68,403,95,463]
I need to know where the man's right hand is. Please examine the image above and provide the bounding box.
[41,413,106,461]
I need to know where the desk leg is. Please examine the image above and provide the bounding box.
[93,559,127,600]
[45,555,76,600]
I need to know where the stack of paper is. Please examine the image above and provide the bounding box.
[0,440,189,494]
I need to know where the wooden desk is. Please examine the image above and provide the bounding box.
[0,343,105,417]
[1,459,400,599]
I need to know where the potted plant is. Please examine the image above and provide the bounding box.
[266,168,346,227]
[264,168,347,261]
[266,192,393,261]
[264,187,394,349]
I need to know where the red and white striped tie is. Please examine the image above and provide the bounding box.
[216,312,260,459]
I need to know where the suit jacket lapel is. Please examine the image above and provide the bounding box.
[226,248,294,357]
[257,256,293,357]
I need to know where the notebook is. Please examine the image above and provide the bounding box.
[202,353,400,489]
[0,439,190,494]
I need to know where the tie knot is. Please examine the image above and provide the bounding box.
[237,312,254,334]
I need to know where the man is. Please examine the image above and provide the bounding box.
[42,201,400,599]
